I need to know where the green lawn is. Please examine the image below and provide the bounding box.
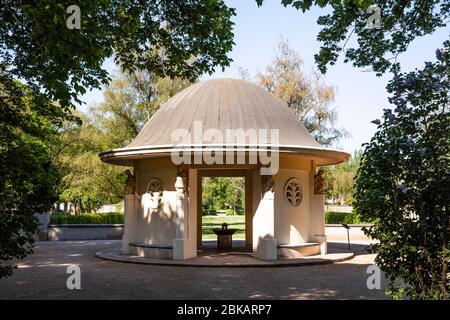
[201,212,365,240]
[202,215,245,240]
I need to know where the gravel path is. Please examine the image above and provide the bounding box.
[0,240,387,300]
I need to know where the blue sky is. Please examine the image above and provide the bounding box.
[79,0,449,153]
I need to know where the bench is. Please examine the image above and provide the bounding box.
[277,242,320,258]
[216,210,228,217]
[129,242,173,249]
[277,242,319,249]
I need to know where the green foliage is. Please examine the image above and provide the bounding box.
[1,0,234,279]
[202,177,245,215]
[226,209,237,216]
[257,0,358,11]
[0,1,234,279]
[55,113,126,213]
[0,69,64,278]
[324,151,361,204]
[354,43,450,299]
[50,212,124,224]
[1,0,235,109]
[91,71,191,145]
[256,40,348,146]
[257,1,449,75]
[325,211,366,224]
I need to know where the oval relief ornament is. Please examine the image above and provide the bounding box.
[284,178,303,207]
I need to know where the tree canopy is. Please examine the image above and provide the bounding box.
[1,0,230,277]
[202,177,245,215]
[0,70,64,278]
[256,0,450,75]
[324,151,361,205]
[92,71,191,145]
[1,0,235,109]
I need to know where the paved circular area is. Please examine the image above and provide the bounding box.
[95,248,354,267]
[0,240,388,300]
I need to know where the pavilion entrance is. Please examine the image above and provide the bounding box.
[196,169,253,251]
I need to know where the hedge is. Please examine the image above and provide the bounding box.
[50,212,124,224]
[50,211,365,225]
[325,211,366,224]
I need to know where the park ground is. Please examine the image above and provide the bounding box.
[202,215,245,239]
[0,239,387,300]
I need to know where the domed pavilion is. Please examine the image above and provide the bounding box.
[100,78,349,261]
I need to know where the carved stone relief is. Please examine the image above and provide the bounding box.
[284,178,303,207]
[124,170,135,195]
[314,168,325,194]
[261,175,275,194]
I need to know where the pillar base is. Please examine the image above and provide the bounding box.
[173,239,196,260]
[122,236,130,254]
[312,234,327,255]
[253,238,277,260]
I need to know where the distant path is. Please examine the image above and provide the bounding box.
[0,240,387,300]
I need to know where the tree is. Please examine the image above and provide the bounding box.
[1,0,235,109]
[56,72,190,213]
[353,42,450,299]
[324,151,361,205]
[257,40,347,146]
[2,1,229,277]
[0,69,65,278]
[55,114,126,213]
[91,71,191,145]
[256,1,450,75]
[202,177,245,215]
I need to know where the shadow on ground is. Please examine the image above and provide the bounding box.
[0,240,387,300]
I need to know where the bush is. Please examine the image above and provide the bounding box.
[202,209,215,216]
[325,212,366,224]
[226,209,236,216]
[354,48,450,299]
[50,212,124,224]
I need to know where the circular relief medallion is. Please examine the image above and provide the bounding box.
[284,178,303,207]
[146,178,164,210]
[147,178,164,193]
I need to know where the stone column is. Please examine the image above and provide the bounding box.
[175,175,187,239]
[123,170,135,254]
[252,173,277,260]
[244,170,253,247]
[310,164,327,254]
[173,171,195,260]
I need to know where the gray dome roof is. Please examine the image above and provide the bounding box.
[100,78,349,166]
